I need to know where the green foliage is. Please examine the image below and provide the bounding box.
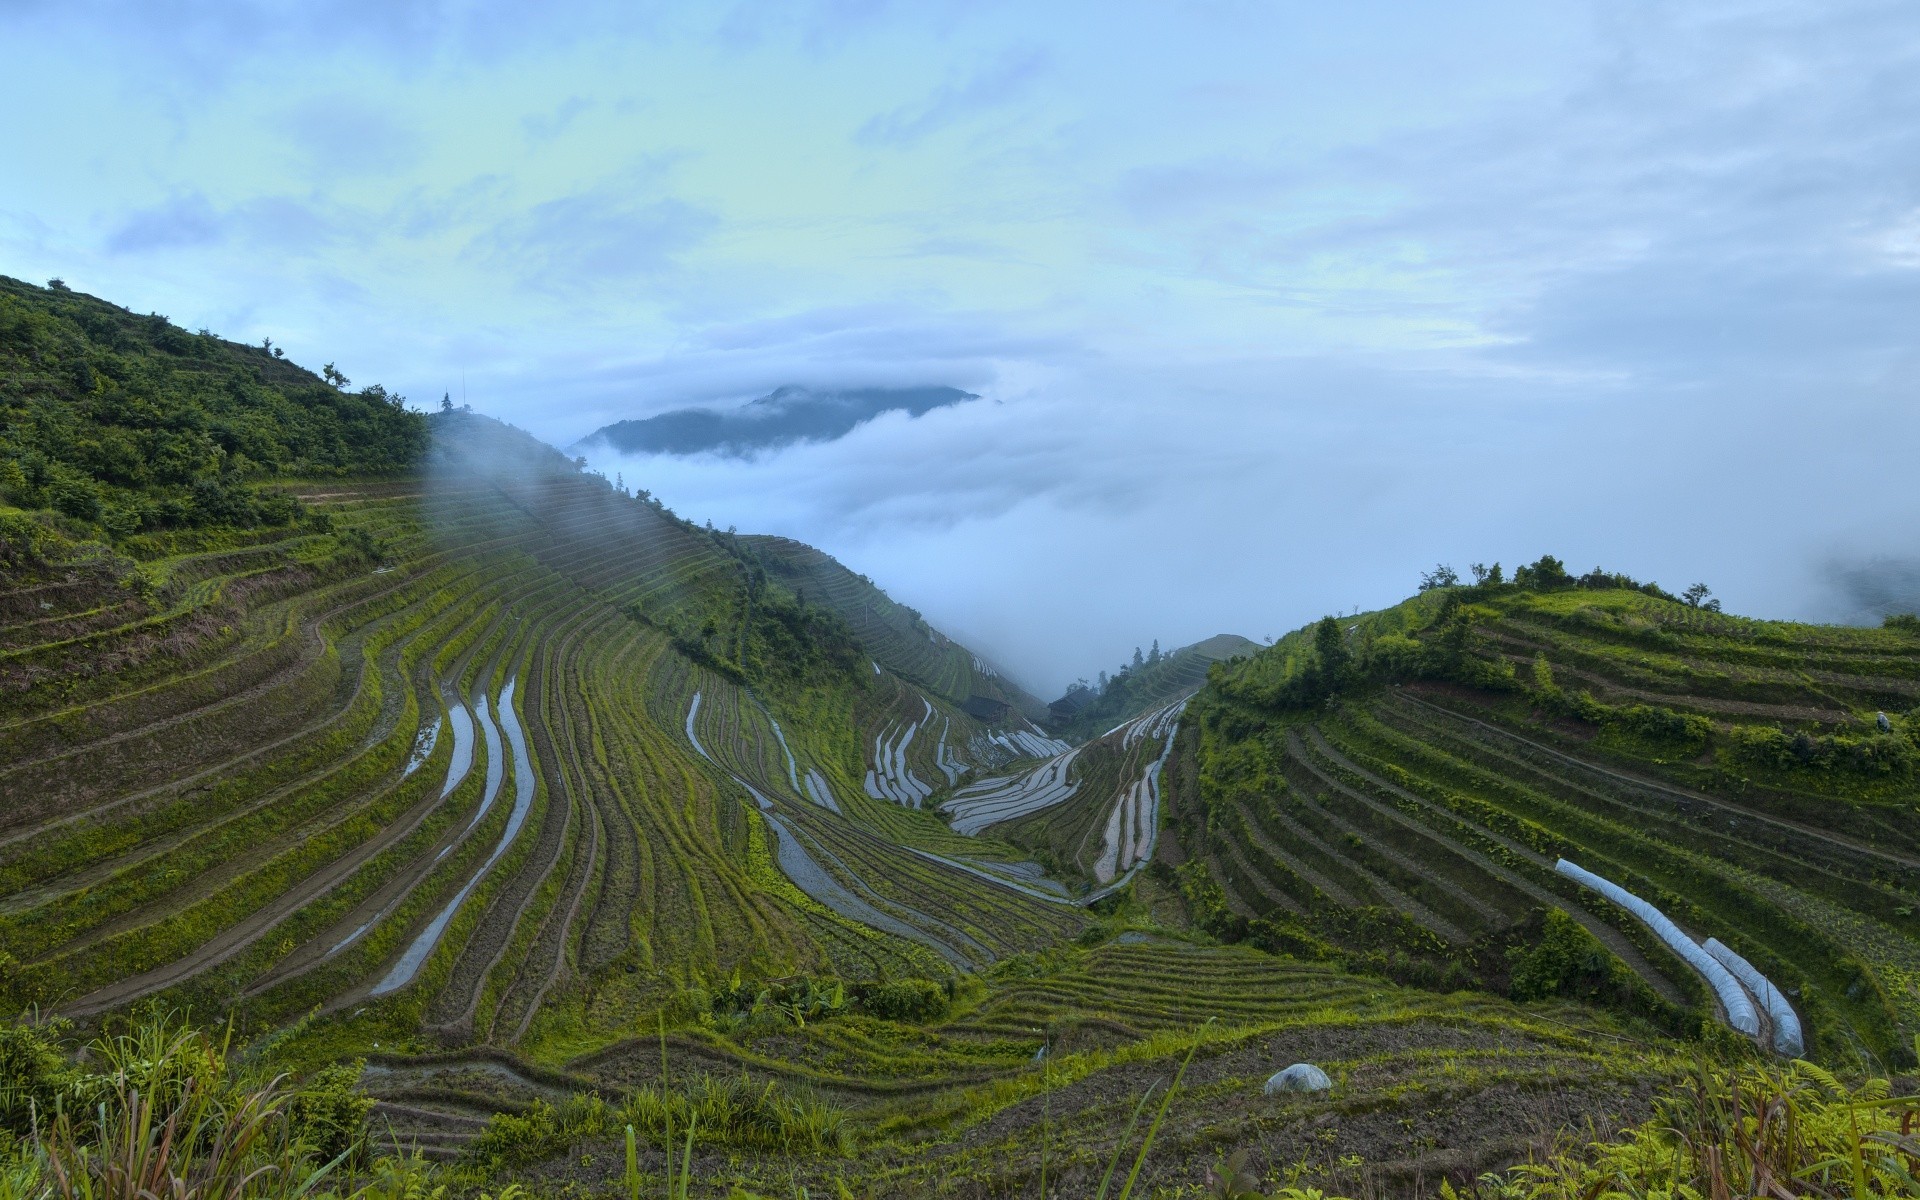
[853,978,950,1023]
[0,1013,375,1200]
[1508,910,1641,1007]
[1727,723,1916,780]
[0,276,425,539]
[463,1076,849,1176]
[0,1020,80,1137]
[1485,1048,1920,1199]
[287,1062,374,1165]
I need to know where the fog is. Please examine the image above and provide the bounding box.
[5,0,1917,696]
[580,358,1920,697]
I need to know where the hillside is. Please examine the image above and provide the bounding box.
[0,389,1685,1195]
[1178,558,1920,1071]
[1049,633,1262,740]
[0,275,423,540]
[7,287,1919,1197]
[742,532,1053,725]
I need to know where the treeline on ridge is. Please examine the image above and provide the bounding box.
[0,275,425,539]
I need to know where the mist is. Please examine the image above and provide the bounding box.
[580,357,1920,697]
[6,0,1918,696]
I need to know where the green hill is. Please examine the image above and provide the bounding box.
[1178,558,1920,1070]
[0,275,423,542]
[741,532,1050,724]
[1049,632,1262,740]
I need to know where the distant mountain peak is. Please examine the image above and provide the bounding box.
[575,384,979,459]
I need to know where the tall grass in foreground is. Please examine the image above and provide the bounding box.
[0,1017,373,1200]
[1476,1051,1920,1200]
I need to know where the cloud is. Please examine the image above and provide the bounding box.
[470,190,716,287]
[520,95,591,143]
[281,98,425,177]
[856,48,1047,146]
[106,194,226,254]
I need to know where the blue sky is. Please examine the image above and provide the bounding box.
[4,0,1917,691]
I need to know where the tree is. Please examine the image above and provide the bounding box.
[321,363,350,389]
[1469,561,1503,585]
[1420,563,1460,591]
[1097,669,1110,692]
[441,392,453,413]
[1132,646,1145,669]
[1312,615,1350,680]
[1515,555,1571,590]
[1682,582,1721,612]
[1149,638,1161,664]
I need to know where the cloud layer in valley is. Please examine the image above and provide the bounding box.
[4,0,1917,693]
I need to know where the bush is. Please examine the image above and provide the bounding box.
[0,1019,80,1136]
[288,1061,373,1163]
[854,978,950,1023]
[1509,910,1618,1002]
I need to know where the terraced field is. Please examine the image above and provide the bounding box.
[11,279,1908,1199]
[1183,576,1920,1070]
[358,936,1683,1197]
[946,697,1189,892]
[0,413,1096,1056]
[1050,633,1261,741]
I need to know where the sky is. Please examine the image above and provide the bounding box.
[3,0,1918,694]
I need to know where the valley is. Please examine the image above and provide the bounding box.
[3,277,1919,1197]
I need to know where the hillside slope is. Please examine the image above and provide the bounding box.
[1177,560,1920,1070]
[0,405,1093,1053]
[742,533,1053,726]
[0,275,422,539]
[1050,632,1261,740]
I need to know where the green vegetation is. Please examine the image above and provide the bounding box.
[1,276,424,539]
[1051,635,1261,743]
[10,283,1920,1197]
[1184,555,1920,1071]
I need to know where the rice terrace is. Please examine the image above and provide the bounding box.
[4,4,1920,1197]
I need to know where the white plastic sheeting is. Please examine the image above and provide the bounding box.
[1706,938,1803,1056]
[1264,1064,1332,1094]
[1554,858,1758,1038]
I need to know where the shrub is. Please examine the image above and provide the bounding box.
[1487,1050,1920,1199]
[1507,909,1649,1009]
[0,1019,80,1137]
[288,1061,373,1164]
[855,978,949,1023]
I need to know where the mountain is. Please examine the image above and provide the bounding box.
[1048,632,1262,740]
[7,287,1920,1196]
[574,384,978,458]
